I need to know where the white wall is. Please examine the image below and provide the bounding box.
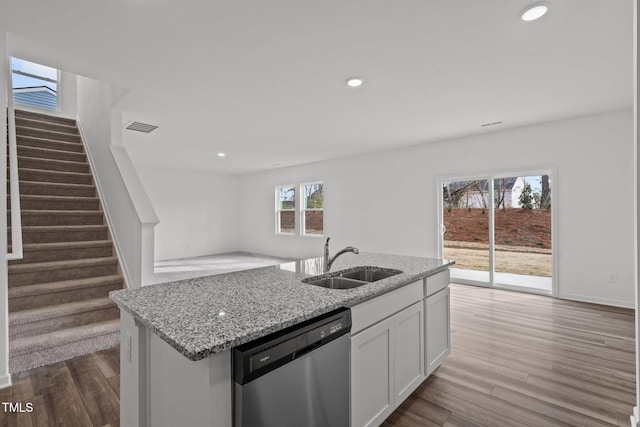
[77,76,147,287]
[136,165,241,261]
[240,108,635,307]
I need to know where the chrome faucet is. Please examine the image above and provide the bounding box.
[324,237,359,272]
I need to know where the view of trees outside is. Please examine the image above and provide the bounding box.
[277,186,295,233]
[443,175,552,278]
[303,183,324,235]
[444,179,490,272]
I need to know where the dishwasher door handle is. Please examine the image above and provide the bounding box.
[292,340,322,360]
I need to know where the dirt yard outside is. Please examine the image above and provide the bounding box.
[444,208,552,277]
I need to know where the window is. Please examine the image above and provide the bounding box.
[11,57,59,111]
[302,182,323,236]
[276,185,295,234]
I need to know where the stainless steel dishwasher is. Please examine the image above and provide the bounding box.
[233,307,351,427]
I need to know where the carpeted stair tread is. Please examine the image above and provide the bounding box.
[16,155,90,174]
[16,135,84,153]
[14,225,109,245]
[14,167,93,185]
[17,145,87,163]
[8,240,114,265]
[14,194,99,203]
[10,319,119,356]
[15,210,104,226]
[16,209,103,216]
[11,194,100,211]
[15,117,79,135]
[15,109,77,127]
[8,258,118,286]
[9,320,119,373]
[9,275,124,312]
[13,240,113,252]
[15,181,95,197]
[9,297,116,326]
[8,255,118,274]
[12,224,108,236]
[16,126,82,143]
[9,275,124,299]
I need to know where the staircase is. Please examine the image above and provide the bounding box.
[7,109,123,373]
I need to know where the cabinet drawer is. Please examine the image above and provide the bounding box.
[351,280,422,335]
[424,270,450,297]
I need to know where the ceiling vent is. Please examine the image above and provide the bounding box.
[480,121,503,128]
[126,121,158,133]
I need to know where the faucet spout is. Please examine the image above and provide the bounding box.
[323,237,359,272]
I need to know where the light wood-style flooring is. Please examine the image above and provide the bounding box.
[384,284,636,427]
[0,284,635,426]
[0,347,119,427]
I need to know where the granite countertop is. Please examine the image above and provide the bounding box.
[110,252,453,361]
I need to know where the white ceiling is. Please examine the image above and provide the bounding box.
[6,0,633,175]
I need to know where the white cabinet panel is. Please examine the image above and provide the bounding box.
[394,301,424,402]
[351,318,394,427]
[351,280,422,335]
[425,286,450,376]
[425,269,450,297]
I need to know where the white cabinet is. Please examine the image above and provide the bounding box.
[350,271,451,427]
[425,286,450,376]
[351,317,395,427]
[351,281,424,427]
[393,301,424,402]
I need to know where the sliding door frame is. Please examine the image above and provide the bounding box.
[436,167,558,298]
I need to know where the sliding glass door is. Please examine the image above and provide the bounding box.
[440,171,554,295]
[442,178,491,284]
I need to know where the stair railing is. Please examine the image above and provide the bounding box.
[6,58,23,260]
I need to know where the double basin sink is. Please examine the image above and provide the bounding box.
[302,266,402,290]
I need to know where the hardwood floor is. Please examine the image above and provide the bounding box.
[384,284,636,427]
[0,284,635,426]
[0,347,119,427]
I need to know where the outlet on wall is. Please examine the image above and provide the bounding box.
[607,272,618,283]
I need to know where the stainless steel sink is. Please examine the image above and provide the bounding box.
[340,268,401,282]
[303,276,368,289]
[302,267,402,289]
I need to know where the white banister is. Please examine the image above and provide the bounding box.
[6,58,23,261]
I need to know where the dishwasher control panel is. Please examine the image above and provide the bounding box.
[233,307,351,385]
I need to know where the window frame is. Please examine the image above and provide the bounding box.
[10,57,61,112]
[300,181,324,237]
[275,184,296,235]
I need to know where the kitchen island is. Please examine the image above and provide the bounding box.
[111,252,453,427]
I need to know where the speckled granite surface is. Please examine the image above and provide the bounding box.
[110,252,453,361]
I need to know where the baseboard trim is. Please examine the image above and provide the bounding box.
[0,373,12,389]
[558,293,634,309]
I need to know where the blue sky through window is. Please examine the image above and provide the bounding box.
[11,57,58,92]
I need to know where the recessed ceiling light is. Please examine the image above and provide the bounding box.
[521,3,549,22]
[346,77,364,88]
[217,152,226,158]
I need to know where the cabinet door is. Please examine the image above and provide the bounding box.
[425,286,450,377]
[394,301,424,402]
[351,318,395,427]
